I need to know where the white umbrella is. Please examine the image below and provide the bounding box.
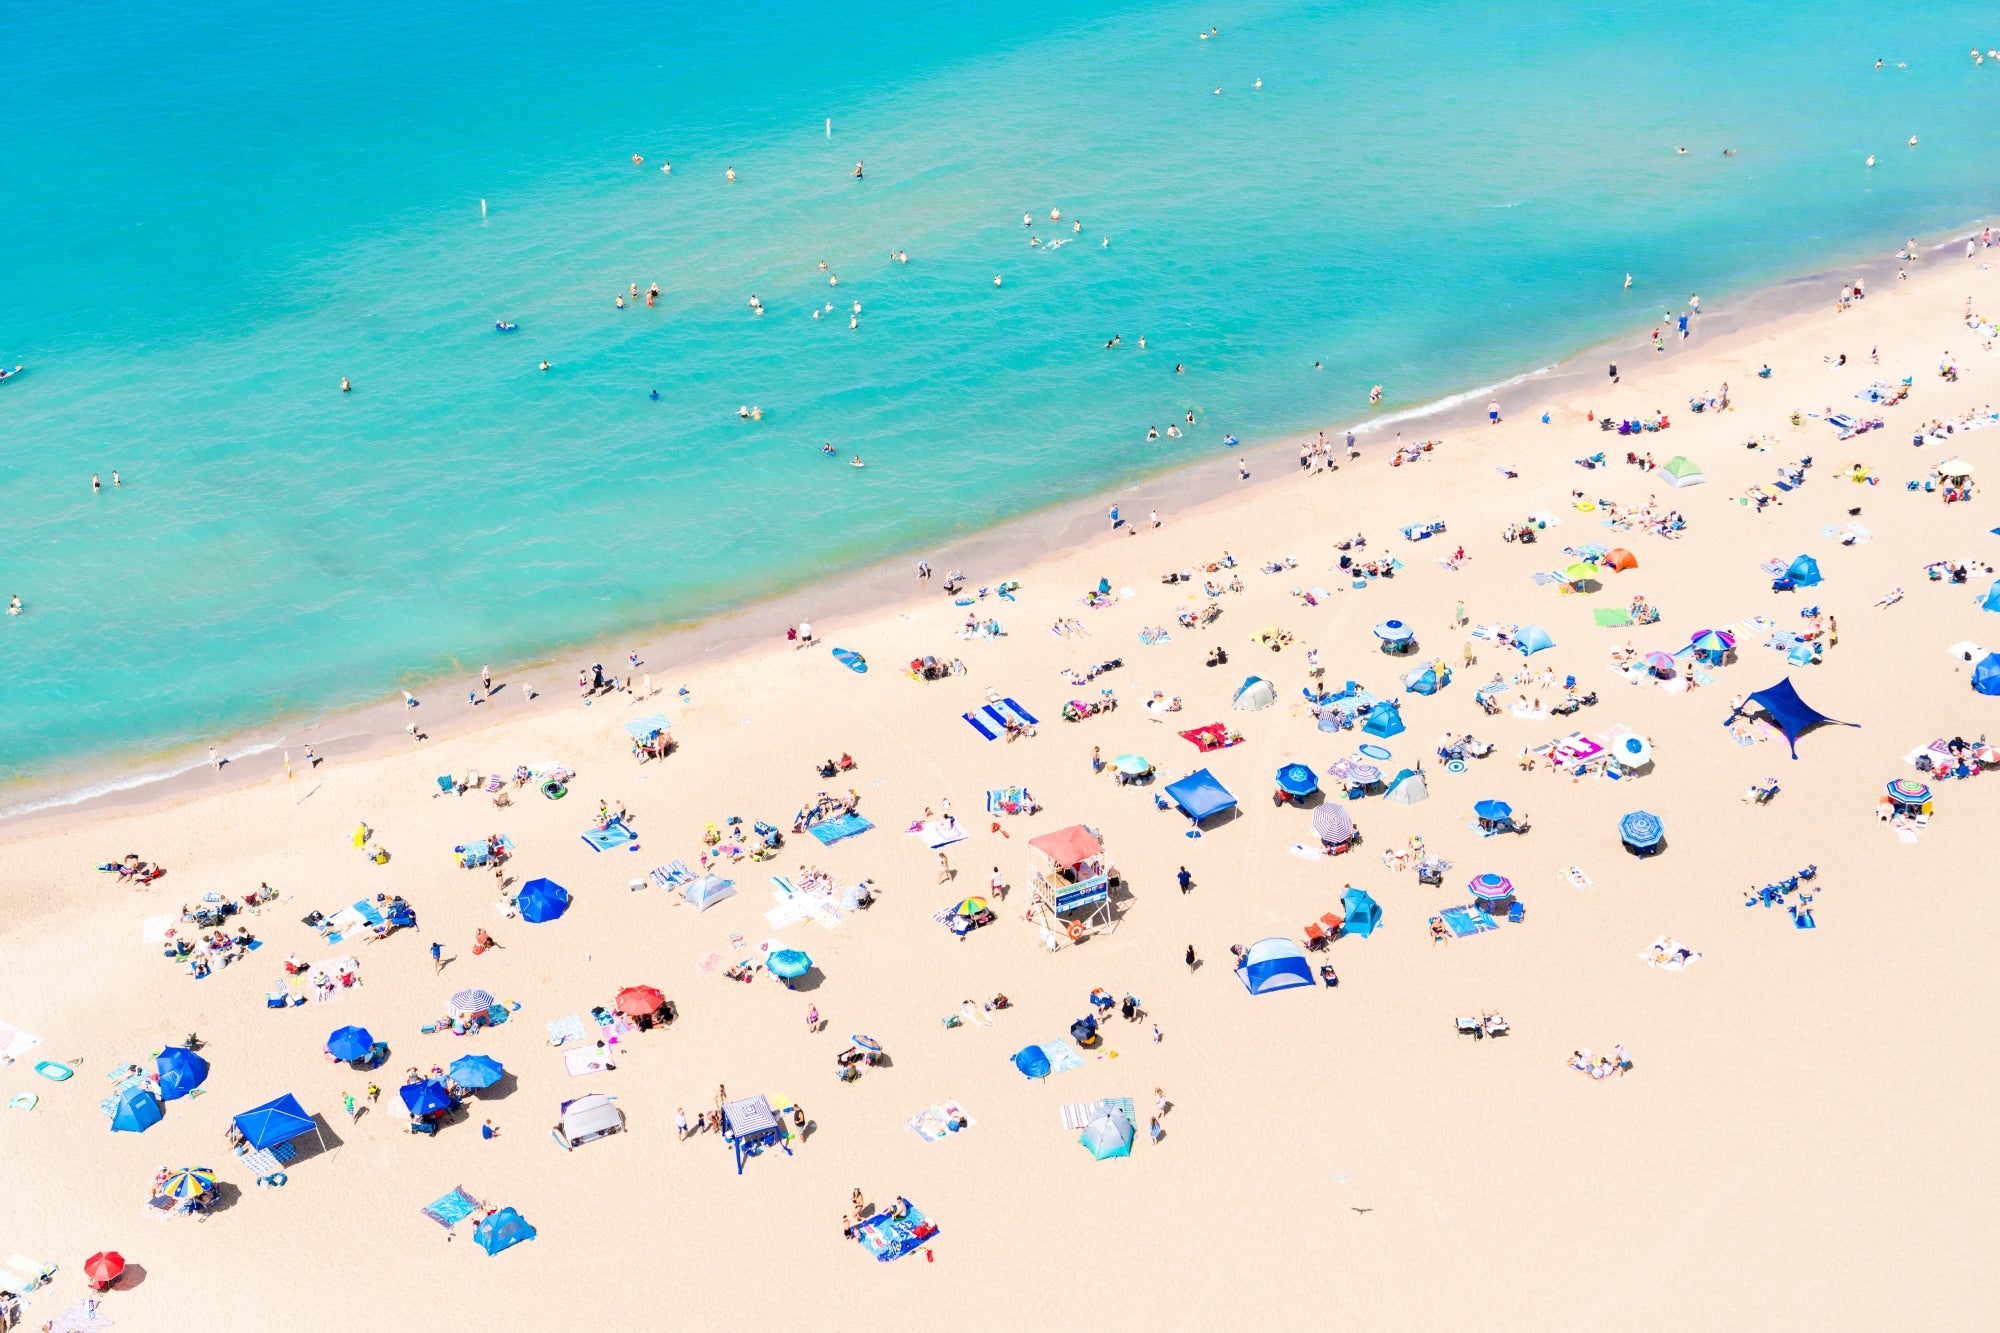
[1937,458,1974,477]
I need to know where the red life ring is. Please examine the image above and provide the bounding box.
[1066,921,1084,941]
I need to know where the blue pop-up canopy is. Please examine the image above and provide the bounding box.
[1237,937,1316,994]
[110,1085,163,1133]
[1976,653,2000,696]
[517,877,571,923]
[1723,677,1857,758]
[234,1093,324,1152]
[1164,768,1238,823]
[155,1046,209,1101]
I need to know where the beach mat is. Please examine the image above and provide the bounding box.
[809,813,874,845]
[914,820,967,849]
[1593,608,1634,628]
[1440,905,1499,938]
[421,1185,482,1227]
[1040,1039,1086,1074]
[855,1204,937,1263]
[545,1015,585,1046]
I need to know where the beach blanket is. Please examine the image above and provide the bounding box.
[1138,628,1171,644]
[913,819,967,850]
[1288,842,1323,862]
[563,1049,612,1077]
[696,952,723,973]
[1179,723,1237,751]
[239,1140,298,1177]
[650,861,693,888]
[1440,905,1499,938]
[1758,559,1788,576]
[421,1186,482,1227]
[1640,935,1703,971]
[906,1099,975,1143]
[320,906,365,942]
[855,1204,938,1263]
[141,913,176,944]
[46,1302,113,1333]
[545,1015,585,1046]
[1593,608,1634,628]
[0,1022,44,1063]
[985,787,1033,815]
[1040,1039,1087,1074]
[1059,1100,1107,1131]
[808,813,874,845]
[581,819,637,852]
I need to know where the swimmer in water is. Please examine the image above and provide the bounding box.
[1138,335,1146,349]
[726,167,736,182]
[1023,213,1032,227]
[1908,135,1918,147]
[1147,427,1159,441]
[849,315,858,329]
[661,162,671,173]
[854,161,864,178]
[994,275,1003,286]
[616,295,625,308]
[1313,360,1321,370]
[1624,273,1632,289]
[852,301,861,314]
[822,441,835,455]
[1103,236,1109,246]
[1166,424,1180,437]
[113,470,120,487]
[812,308,821,319]
[1254,78,1262,88]
[340,376,351,393]
[1185,410,1195,423]
[850,456,864,467]
[632,153,643,165]
[539,361,550,372]
[92,472,100,492]
[7,595,19,616]
[1051,208,1060,222]
[1722,148,1736,156]
[1106,335,1121,348]
[1866,154,1875,167]
[829,274,839,286]
[1676,146,1687,155]
[1175,363,1184,374]
[738,406,750,419]
[650,389,660,400]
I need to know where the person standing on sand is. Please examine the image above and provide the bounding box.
[991,866,1006,901]
[806,1005,819,1034]
[936,851,952,884]
[208,745,222,771]
[677,1108,689,1141]
[431,941,444,975]
[1185,944,1197,972]
[481,665,492,697]
[1827,615,1839,648]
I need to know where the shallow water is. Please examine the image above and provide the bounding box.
[3,0,1996,785]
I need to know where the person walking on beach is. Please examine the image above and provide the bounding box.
[1108,504,1121,530]
[917,559,931,584]
[344,1092,359,1123]
[1185,944,1198,972]
[1177,866,1192,894]
[936,851,953,884]
[677,1108,689,1141]
[1608,361,1618,384]
[991,866,1006,901]
[481,665,492,697]
[1238,458,1249,482]
[208,745,222,771]
[806,1005,820,1034]
[1488,400,1501,425]
[430,941,444,975]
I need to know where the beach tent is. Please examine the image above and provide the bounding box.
[681,874,735,911]
[1785,555,1823,587]
[1981,582,2000,613]
[555,1093,624,1149]
[233,1093,327,1154]
[473,1206,537,1257]
[1340,886,1382,938]
[516,877,570,924]
[155,1046,209,1102]
[1515,625,1555,656]
[1237,938,1315,995]
[1362,701,1405,738]
[1975,653,2000,696]
[1164,769,1238,824]
[109,1085,163,1134]
[1601,548,1638,572]
[720,1094,792,1174]
[1232,676,1277,711]
[1011,1045,1052,1079]
[1403,664,1444,695]
[1382,768,1428,805]
[1079,1108,1135,1161]
[1723,678,1857,758]
[1661,456,1705,487]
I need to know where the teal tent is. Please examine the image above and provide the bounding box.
[1079,1108,1135,1160]
[1982,582,2000,613]
[1362,702,1405,738]
[474,1206,537,1256]
[1340,886,1381,938]
[1785,555,1822,587]
[109,1085,163,1134]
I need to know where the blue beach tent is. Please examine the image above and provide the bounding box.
[1340,887,1382,938]
[1516,625,1555,656]
[109,1085,163,1134]
[1981,582,2000,613]
[1012,1045,1052,1079]
[1362,701,1405,738]
[155,1046,209,1101]
[473,1206,537,1257]
[1722,677,1856,758]
[1236,938,1316,995]
[1785,555,1823,587]
[1164,768,1238,824]
[1975,653,2000,696]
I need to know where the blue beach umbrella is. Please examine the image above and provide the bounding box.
[447,1054,506,1090]
[155,1046,209,1101]
[517,877,570,924]
[1473,800,1512,822]
[1275,764,1319,797]
[1373,619,1414,642]
[1619,810,1664,849]
[325,1026,374,1063]
[767,949,812,980]
[398,1079,454,1117]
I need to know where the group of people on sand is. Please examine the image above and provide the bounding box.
[1568,1045,1633,1080]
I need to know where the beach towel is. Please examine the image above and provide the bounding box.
[0,1022,44,1063]
[1040,1039,1086,1074]
[764,899,814,929]
[581,819,638,852]
[1759,559,1788,576]
[1440,905,1499,938]
[650,860,693,888]
[1179,723,1236,751]
[1639,935,1703,971]
[912,819,967,849]
[1138,628,1171,644]
[985,787,1032,815]
[1288,842,1323,862]
[961,711,1000,741]
[545,1015,585,1046]
[1059,1100,1107,1131]
[1099,1095,1137,1126]
[1593,608,1634,628]
[141,913,176,944]
[46,1301,113,1333]
[808,813,874,845]
[563,1049,612,1077]
[422,1185,483,1227]
[238,1140,298,1177]
[1558,866,1594,889]
[855,1204,938,1263]
[906,1099,975,1143]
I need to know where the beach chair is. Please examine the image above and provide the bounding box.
[1454,1016,1484,1039]
[433,775,455,797]
[1303,923,1328,950]
[1507,901,1525,924]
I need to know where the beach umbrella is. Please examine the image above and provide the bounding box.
[1641,652,1677,675]
[324,1025,375,1063]
[446,988,495,1019]
[614,985,665,1018]
[1609,732,1652,767]
[1275,763,1319,797]
[1886,779,1931,805]
[1345,762,1382,785]
[398,1079,454,1117]
[850,1035,883,1054]
[1373,619,1414,642]
[767,949,812,980]
[1011,1045,1052,1079]
[83,1252,125,1290]
[1112,753,1152,775]
[1468,872,1515,904]
[951,897,989,917]
[155,1045,209,1101]
[1979,746,2000,765]
[1691,629,1736,653]
[1562,561,1599,584]
[1937,458,1974,478]
[1311,804,1355,844]
[1619,810,1665,849]
[447,1054,506,1090]
[1473,799,1512,821]
[158,1167,217,1200]
[516,877,570,924]
[1079,1109,1135,1161]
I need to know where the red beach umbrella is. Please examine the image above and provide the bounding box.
[614,985,665,1018]
[84,1251,125,1289]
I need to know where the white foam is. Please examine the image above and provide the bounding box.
[1354,361,1562,437]
[0,741,279,821]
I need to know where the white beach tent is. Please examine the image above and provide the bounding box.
[1382,768,1429,805]
[1233,676,1277,711]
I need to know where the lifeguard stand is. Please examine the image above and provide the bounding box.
[1026,824,1116,945]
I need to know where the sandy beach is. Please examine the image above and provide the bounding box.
[5,248,2000,1330]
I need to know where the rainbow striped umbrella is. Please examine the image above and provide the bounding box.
[1886,779,1931,804]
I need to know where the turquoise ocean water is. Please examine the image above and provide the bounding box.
[4,0,1998,792]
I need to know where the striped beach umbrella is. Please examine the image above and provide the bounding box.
[1468,872,1514,903]
[1885,779,1931,805]
[1346,762,1382,785]
[1619,810,1665,848]
[1690,629,1736,653]
[951,897,989,917]
[1641,652,1677,675]
[159,1167,218,1200]
[1311,804,1354,844]
[446,988,495,1019]
[1372,619,1414,642]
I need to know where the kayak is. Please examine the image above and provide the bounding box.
[0,365,23,384]
[831,648,867,673]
